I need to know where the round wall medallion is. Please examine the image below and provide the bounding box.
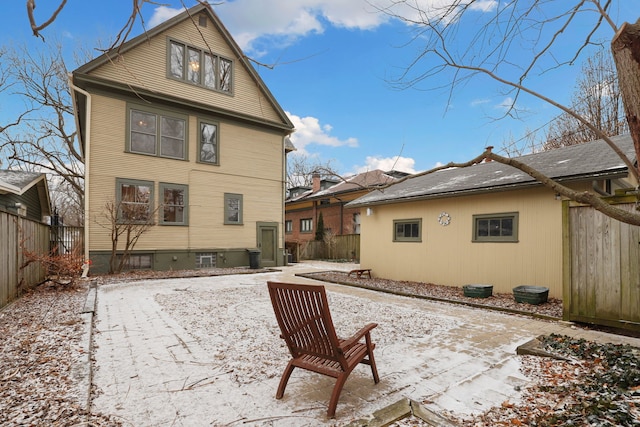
[438,212,451,226]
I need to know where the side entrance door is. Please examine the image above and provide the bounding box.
[257,222,278,267]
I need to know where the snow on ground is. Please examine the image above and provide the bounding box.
[90,262,548,426]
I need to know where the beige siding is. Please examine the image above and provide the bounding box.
[87,94,284,252]
[360,188,565,298]
[89,16,282,124]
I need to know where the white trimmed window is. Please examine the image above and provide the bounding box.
[301,218,312,233]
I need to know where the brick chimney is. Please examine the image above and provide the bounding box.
[312,172,321,192]
[484,146,494,162]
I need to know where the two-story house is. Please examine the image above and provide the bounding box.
[70,4,294,274]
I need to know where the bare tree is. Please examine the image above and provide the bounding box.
[0,42,83,218]
[379,1,640,225]
[95,199,160,274]
[544,49,628,150]
[286,154,338,188]
[500,127,541,157]
[0,48,32,142]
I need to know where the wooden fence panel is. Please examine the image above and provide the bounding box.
[0,213,18,308]
[567,201,640,330]
[0,212,49,309]
[295,234,360,262]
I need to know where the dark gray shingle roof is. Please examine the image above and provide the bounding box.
[0,170,44,194]
[348,134,636,207]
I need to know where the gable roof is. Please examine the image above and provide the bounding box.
[72,3,293,133]
[348,134,637,207]
[288,170,402,203]
[0,170,52,217]
[0,170,47,195]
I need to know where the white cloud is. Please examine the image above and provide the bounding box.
[148,6,183,28]
[216,0,386,53]
[287,111,358,155]
[354,156,417,174]
[495,96,515,111]
[148,1,499,54]
[381,0,499,27]
[470,98,490,107]
[469,0,499,12]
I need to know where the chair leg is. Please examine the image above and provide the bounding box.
[327,373,350,418]
[368,352,380,384]
[365,334,380,384]
[276,361,295,399]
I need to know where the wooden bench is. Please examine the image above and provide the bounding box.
[348,269,371,279]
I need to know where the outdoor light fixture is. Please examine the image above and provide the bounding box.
[366,207,373,216]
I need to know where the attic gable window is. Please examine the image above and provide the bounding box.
[169,39,233,94]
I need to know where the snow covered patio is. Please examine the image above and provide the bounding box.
[89,262,638,426]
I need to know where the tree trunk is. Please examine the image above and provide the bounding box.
[612,19,640,179]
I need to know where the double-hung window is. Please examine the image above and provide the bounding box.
[160,183,188,225]
[473,212,519,242]
[169,39,233,93]
[129,106,187,160]
[224,193,243,225]
[117,178,154,223]
[285,220,293,233]
[393,219,421,242]
[300,218,313,233]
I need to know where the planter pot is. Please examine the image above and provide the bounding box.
[463,284,493,298]
[513,285,549,305]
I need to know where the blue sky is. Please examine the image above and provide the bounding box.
[1,1,636,176]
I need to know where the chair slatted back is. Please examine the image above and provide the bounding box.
[268,281,341,362]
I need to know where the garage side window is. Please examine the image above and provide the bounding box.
[473,212,519,242]
[393,219,421,242]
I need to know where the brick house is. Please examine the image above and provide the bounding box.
[285,169,407,260]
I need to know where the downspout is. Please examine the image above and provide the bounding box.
[282,136,288,265]
[67,73,91,263]
[335,195,344,235]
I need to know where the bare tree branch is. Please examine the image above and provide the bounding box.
[373,0,640,225]
[27,0,67,40]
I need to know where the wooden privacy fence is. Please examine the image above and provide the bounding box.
[0,211,49,309]
[0,211,84,309]
[564,198,640,331]
[293,234,360,262]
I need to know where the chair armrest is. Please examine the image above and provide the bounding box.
[339,323,378,352]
